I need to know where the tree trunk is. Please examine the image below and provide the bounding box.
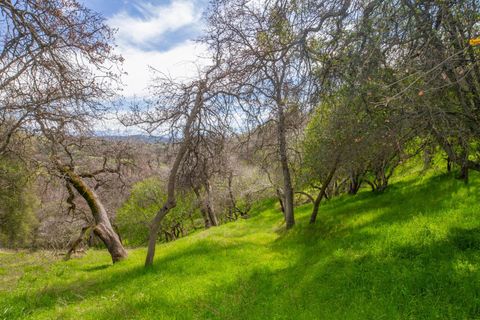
[64,225,90,261]
[277,104,295,229]
[374,166,389,192]
[194,187,212,229]
[206,206,217,226]
[348,172,361,195]
[61,167,127,263]
[309,194,323,224]
[145,82,205,267]
[227,171,244,220]
[145,202,174,265]
[310,164,337,224]
[200,207,212,229]
[276,188,286,217]
[204,181,218,226]
[459,154,469,184]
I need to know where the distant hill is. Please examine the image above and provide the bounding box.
[95,133,169,144]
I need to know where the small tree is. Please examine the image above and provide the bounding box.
[124,53,235,266]
[116,177,199,246]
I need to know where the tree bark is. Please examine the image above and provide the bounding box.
[64,225,90,261]
[145,82,205,267]
[227,171,247,219]
[194,187,212,229]
[309,164,337,224]
[459,151,469,184]
[348,172,362,195]
[204,181,218,226]
[61,167,127,263]
[277,104,295,229]
[276,188,286,217]
[200,208,212,228]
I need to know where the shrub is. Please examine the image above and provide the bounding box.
[116,177,200,246]
[0,157,38,248]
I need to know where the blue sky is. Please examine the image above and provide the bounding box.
[81,0,209,97]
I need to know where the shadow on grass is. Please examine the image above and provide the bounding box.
[190,225,480,319]
[449,227,480,251]
[1,240,256,318]
[3,173,480,319]
[81,264,111,272]
[299,173,480,237]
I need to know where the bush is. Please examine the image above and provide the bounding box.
[0,157,38,248]
[116,177,200,246]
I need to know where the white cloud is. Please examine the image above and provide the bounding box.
[93,0,210,133]
[107,0,209,97]
[117,40,208,97]
[108,0,201,47]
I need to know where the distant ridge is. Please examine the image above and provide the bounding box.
[95,133,169,144]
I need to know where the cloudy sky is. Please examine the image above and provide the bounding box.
[82,0,209,97]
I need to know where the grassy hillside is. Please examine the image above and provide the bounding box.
[1,166,480,319]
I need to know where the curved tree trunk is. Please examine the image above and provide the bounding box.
[145,82,205,267]
[277,104,295,229]
[145,201,175,266]
[64,225,90,261]
[309,194,323,224]
[309,164,337,224]
[61,167,127,263]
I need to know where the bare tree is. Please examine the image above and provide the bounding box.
[342,0,480,180]
[0,0,122,154]
[178,131,228,228]
[124,53,234,266]
[0,0,127,261]
[37,130,132,262]
[204,0,352,229]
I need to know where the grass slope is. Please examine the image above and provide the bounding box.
[1,167,480,319]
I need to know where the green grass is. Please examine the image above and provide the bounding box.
[1,166,480,319]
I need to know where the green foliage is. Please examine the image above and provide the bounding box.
[116,178,199,247]
[256,5,294,56]
[301,96,367,186]
[0,157,38,248]
[303,99,346,168]
[302,87,412,194]
[0,161,479,319]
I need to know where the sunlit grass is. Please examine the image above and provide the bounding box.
[1,164,479,319]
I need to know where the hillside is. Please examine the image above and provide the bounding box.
[1,167,479,319]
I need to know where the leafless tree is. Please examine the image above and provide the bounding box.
[0,0,122,154]
[0,0,127,261]
[37,129,132,262]
[177,131,228,228]
[204,0,352,229]
[124,50,235,266]
[342,0,480,181]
